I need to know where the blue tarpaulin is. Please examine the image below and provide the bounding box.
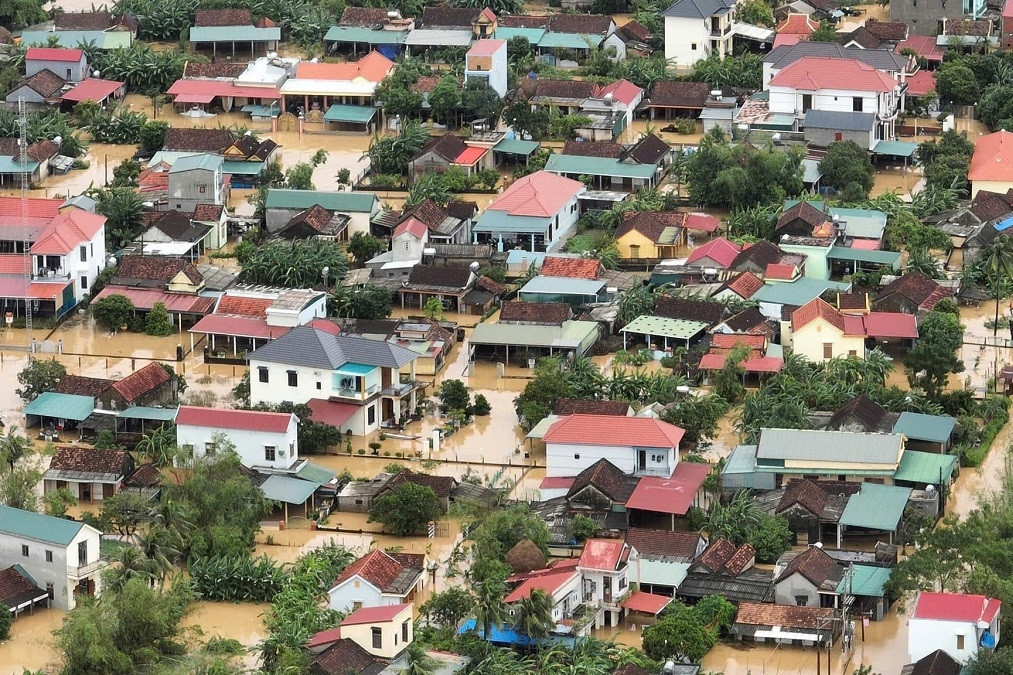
[997,215,1013,232]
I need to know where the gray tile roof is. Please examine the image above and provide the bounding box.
[804,110,876,132]
[248,325,419,370]
[764,44,908,73]
[664,0,735,18]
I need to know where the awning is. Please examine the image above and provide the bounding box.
[494,139,540,156]
[295,461,337,485]
[839,482,912,532]
[172,92,216,104]
[893,450,957,485]
[623,591,673,615]
[526,414,560,440]
[732,22,776,42]
[873,140,919,158]
[24,392,95,422]
[118,407,177,421]
[260,474,319,504]
[307,398,357,427]
[619,315,709,341]
[323,104,378,124]
[827,246,901,268]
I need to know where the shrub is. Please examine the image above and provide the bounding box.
[145,302,173,336]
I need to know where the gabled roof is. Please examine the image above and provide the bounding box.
[969,130,1013,182]
[312,638,384,675]
[393,216,428,239]
[61,77,125,104]
[419,133,468,162]
[419,6,481,27]
[113,255,200,285]
[487,170,584,218]
[249,325,419,370]
[791,297,845,332]
[649,80,710,109]
[625,528,702,559]
[194,8,253,26]
[504,564,580,603]
[55,10,115,30]
[626,462,710,515]
[826,394,888,432]
[686,237,741,267]
[56,374,115,397]
[626,133,670,165]
[876,271,948,310]
[663,0,736,19]
[332,549,424,594]
[763,42,908,73]
[777,12,819,34]
[539,256,602,280]
[566,458,638,503]
[909,650,961,675]
[11,69,66,99]
[562,140,624,159]
[544,414,685,449]
[0,565,46,609]
[546,13,614,34]
[769,56,898,92]
[734,602,836,629]
[776,546,840,586]
[777,479,830,516]
[864,19,907,41]
[176,406,293,432]
[163,127,234,153]
[499,300,571,325]
[554,398,630,416]
[843,25,883,49]
[693,537,755,575]
[378,469,455,501]
[340,603,411,625]
[722,307,774,334]
[718,271,765,299]
[778,199,828,231]
[49,446,129,477]
[31,209,105,255]
[339,6,395,26]
[0,505,86,545]
[110,362,170,403]
[913,593,1003,624]
[531,79,598,101]
[578,538,629,571]
[26,47,83,62]
[732,240,784,271]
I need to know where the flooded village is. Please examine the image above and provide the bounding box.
[1,0,1013,674]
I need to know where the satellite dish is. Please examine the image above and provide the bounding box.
[814,541,824,548]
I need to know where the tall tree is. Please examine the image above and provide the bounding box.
[368,482,442,535]
[515,589,555,646]
[905,310,965,400]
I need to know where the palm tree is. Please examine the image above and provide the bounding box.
[473,577,507,641]
[515,589,555,647]
[136,526,181,581]
[405,643,440,675]
[0,427,30,470]
[984,235,1013,383]
[105,546,158,592]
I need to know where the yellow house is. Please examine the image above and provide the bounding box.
[338,603,414,661]
[789,298,865,363]
[615,211,720,260]
[969,130,1013,198]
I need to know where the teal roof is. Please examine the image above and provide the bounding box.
[169,153,222,173]
[325,25,407,44]
[827,207,887,240]
[469,320,599,351]
[295,461,337,485]
[190,26,281,42]
[118,407,177,421]
[751,278,851,306]
[21,30,128,49]
[872,140,919,158]
[546,154,657,180]
[265,188,378,213]
[494,138,540,156]
[837,564,890,597]
[240,104,281,118]
[724,445,759,475]
[839,482,912,532]
[894,450,957,485]
[260,474,319,504]
[473,209,550,234]
[494,27,547,42]
[893,412,956,444]
[619,315,709,340]
[24,392,94,422]
[0,505,85,545]
[324,104,378,123]
[827,246,902,268]
[536,32,602,49]
[0,157,40,174]
[221,160,268,176]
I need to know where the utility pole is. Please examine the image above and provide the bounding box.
[16,98,32,340]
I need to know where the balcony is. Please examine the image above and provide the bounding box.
[381,381,420,397]
[33,268,70,281]
[68,556,110,579]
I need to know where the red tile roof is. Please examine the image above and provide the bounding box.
[332,550,418,593]
[543,414,685,449]
[340,603,411,625]
[735,602,836,629]
[294,51,393,83]
[683,212,720,232]
[623,590,672,615]
[189,314,290,340]
[906,70,936,97]
[454,145,487,166]
[93,286,215,314]
[176,406,293,432]
[216,294,273,318]
[539,476,575,490]
[862,312,919,339]
[111,362,170,403]
[578,538,629,571]
[686,237,741,267]
[896,35,944,62]
[595,79,644,107]
[970,131,1013,182]
[61,78,124,103]
[26,47,83,62]
[625,462,710,515]
[0,566,44,607]
[722,272,764,299]
[31,210,106,255]
[693,538,756,574]
[306,626,342,650]
[504,567,579,603]
[712,333,766,349]
[489,171,584,218]
[393,216,428,239]
[0,197,61,218]
[792,298,845,332]
[777,13,819,34]
[769,57,897,92]
[539,256,602,280]
[776,546,839,586]
[698,352,783,373]
[765,262,798,280]
[167,78,282,102]
[913,592,1002,624]
[306,398,357,427]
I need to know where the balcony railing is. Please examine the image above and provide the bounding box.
[381,381,419,397]
[68,557,110,579]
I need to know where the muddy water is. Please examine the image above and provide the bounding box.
[0,608,64,674]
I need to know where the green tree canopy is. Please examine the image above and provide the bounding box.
[687,129,804,208]
[935,62,981,106]
[905,309,965,400]
[819,140,875,196]
[437,379,471,413]
[16,358,67,402]
[92,294,136,332]
[368,482,443,535]
[347,232,387,266]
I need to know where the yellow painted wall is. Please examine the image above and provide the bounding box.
[972,179,1013,198]
[616,230,657,259]
[791,320,865,364]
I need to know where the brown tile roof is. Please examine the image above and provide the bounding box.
[554,398,630,416]
[540,256,602,280]
[56,374,114,397]
[548,14,613,34]
[163,128,234,153]
[969,189,1013,222]
[649,80,710,109]
[124,463,162,488]
[419,6,480,27]
[567,458,638,503]
[725,544,756,575]
[533,79,597,100]
[777,479,828,516]
[616,211,687,243]
[911,650,961,675]
[877,272,947,309]
[256,16,277,27]
[194,8,253,26]
[340,7,393,26]
[618,19,652,42]
[311,638,384,675]
[285,204,335,234]
[114,255,200,285]
[777,546,840,586]
[183,61,248,79]
[379,470,455,501]
[777,200,827,231]
[406,265,472,290]
[50,446,129,476]
[419,134,468,162]
[626,133,670,165]
[625,528,701,559]
[826,394,888,432]
[55,11,114,30]
[333,550,423,594]
[401,199,448,229]
[734,602,835,629]
[694,537,755,574]
[0,27,12,44]
[562,140,624,159]
[731,240,784,270]
[655,296,727,325]
[447,199,477,220]
[945,19,992,36]
[0,566,43,607]
[499,300,571,325]
[863,19,906,40]
[475,275,506,295]
[111,362,171,404]
[719,271,765,300]
[411,76,441,93]
[837,292,869,311]
[14,69,65,98]
[193,203,224,221]
[722,307,772,334]
[217,295,272,317]
[844,26,883,49]
[498,15,551,28]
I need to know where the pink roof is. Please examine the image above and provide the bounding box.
[307,627,342,649]
[777,12,819,34]
[769,57,897,93]
[26,47,83,62]
[307,398,358,427]
[176,405,294,432]
[32,209,106,255]
[294,51,393,83]
[1005,0,1013,18]
[92,286,215,313]
[861,312,919,339]
[0,277,70,300]
[539,476,575,490]
[480,7,497,21]
[308,318,341,335]
[969,131,1013,182]
[454,145,487,166]
[393,216,428,239]
[623,591,673,615]
[906,70,936,97]
[625,462,710,515]
[914,592,1002,624]
[341,603,411,625]
[683,212,720,232]
[0,197,61,218]
[773,33,805,48]
[578,539,628,571]
[167,79,280,102]
[489,170,584,218]
[468,38,506,56]
[764,262,797,280]
[189,313,292,340]
[595,79,644,107]
[699,352,783,372]
[896,35,944,62]
[849,237,882,250]
[686,237,741,267]
[61,78,124,103]
[504,568,578,603]
[543,414,685,449]
[0,255,27,275]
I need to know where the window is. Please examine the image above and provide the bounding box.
[691,42,698,50]
[258,367,269,383]
[372,627,382,649]
[205,441,216,456]
[46,550,53,563]
[834,132,843,142]
[353,599,363,608]
[355,498,363,505]
[404,241,409,251]
[21,545,28,557]
[265,446,276,461]
[66,68,72,78]
[46,582,54,600]
[90,243,93,255]
[368,405,376,425]
[574,453,580,460]
[79,245,87,262]
[848,350,857,357]
[957,634,965,650]
[287,370,298,387]
[630,244,641,258]
[802,94,813,112]
[402,620,410,643]
[823,343,833,359]
[290,442,295,457]
[199,185,206,194]
[77,541,87,566]
[619,577,627,589]
[316,381,321,390]
[795,595,808,606]
[852,97,863,112]
[80,276,88,290]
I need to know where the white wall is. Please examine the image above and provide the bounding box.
[0,524,102,610]
[545,443,675,477]
[909,618,982,664]
[603,31,627,60]
[176,417,299,470]
[791,322,865,363]
[265,293,327,328]
[329,577,384,612]
[664,17,709,69]
[768,87,882,116]
[392,230,427,263]
[547,194,582,251]
[67,230,106,301]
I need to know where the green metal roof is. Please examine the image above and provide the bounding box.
[837,564,890,597]
[469,320,599,351]
[756,428,903,465]
[839,482,912,532]
[0,157,39,174]
[240,104,281,118]
[169,153,223,173]
[221,160,268,176]
[893,450,957,485]
[827,207,887,240]
[537,32,602,49]
[265,188,378,213]
[24,392,95,422]
[494,138,541,156]
[323,104,378,124]
[546,154,658,180]
[118,407,177,421]
[893,412,956,444]
[751,278,851,306]
[872,140,919,158]
[526,414,559,440]
[21,29,129,49]
[473,209,550,234]
[190,26,281,42]
[494,27,547,43]
[722,445,777,490]
[295,461,337,485]
[325,25,407,44]
[724,445,759,474]
[0,504,85,545]
[827,246,902,268]
[619,315,709,341]
[260,474,319,504]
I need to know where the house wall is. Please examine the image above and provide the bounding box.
[176,418,299,470]
[603,30,628,60]
[664,16,732,70]
[391,231,427,263]
[616,229,659,260]
[329,577,384,612]
[804,126,876,151]
[44,478,119,502]
[35,230,106,302]
[890,0,967,36]
[790,321,865,362]
[545,442,674,477]
[972,179,1013,199]
[5,85,47,104]
[27,56,87,82]
[465,44,507,97]
[0,524,103,610]
[167,167,226,212]
[908,617,991,664]
[774,573,821,607]
[769,87,885,119]
[780,243,830,280]
[341,610,413,659]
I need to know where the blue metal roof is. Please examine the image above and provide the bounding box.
[996,215,1013,232]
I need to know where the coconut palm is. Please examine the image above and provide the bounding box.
[136,526,181,581]
[473,576,507,641]
[105,546,159,593]
[984,235,1013,348]
[515,588,555,647]
[0,427,30,471]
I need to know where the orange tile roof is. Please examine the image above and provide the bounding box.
[216,295,273,318]
[543,414,685,449]
[110,362,170,403]
[31,209,106,255]
[969,130,1013,182]
[791,297,845,332]
[578,539,628,571]
[686,237,741,267]
[295,51,393,83]
[777,13,819,34]
[539,256,602,280]
[723,271,764,299]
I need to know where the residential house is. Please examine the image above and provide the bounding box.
[374,470,456,513]
[625,528,706,596]
[969,130,1013,198]
[339,603,414,660]
[894,412,957,454]
[0,565,48,617]
[901,650,963,675]
[94,255,213,325]
[730,602,838,646]
[663,0,739,70]
[366,217,429,275]
[336,316,456,376]
[678,538,774,604]
[327,550,425,612]
[496,14,625,64]
[0,137,60,188]
[308,637,385,675]
[556,457,640,507]
[873,271,952,315]
[498,301,572,325]
[803,109,877,150]
[280,51,393,119]
[504,561,583,633]
[372,199,476,245]
[891,0,985,37]
[406,7,495,53]
[753,277,853,321]
[60,78,127,110]
[555,399,632,417]
[774,478,862,545]
[248,325,420,435]
[22,12,136,49]
[754,427,904,484]
[266,189,380,237]
[842,20,908,50]
[165,154,229,213]
[163,127,235,154]
[101,362,174,410]
[408,134,492,181]
[788,297,918,361]
[909,592,1001,664]
[189,8,281,58]
[274,205,348,241]
[577,539,631,628]
[469,316,600,363]
[625,462,711,530]
[175,406,298,470]
[0,505,106,610]
[465,39,507,97]
[773,546,844,608]
[472,170,585,252]
[616,19,654,57]
[712,272,765,303]
[646,80,711,120]
[397,265,489,315]
[43,447,134,502]
[323,7,413,57]
[542,414,685,477]
[514,271,607,306]
[762,43,912,88]
[698,333,784,378]
[5,70,67,105]
[711,306,776,338]
[25,48,87,83]
[686,237,742,271]
[655,296,729,329]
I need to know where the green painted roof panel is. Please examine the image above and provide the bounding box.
[473,209,549,234]
[546,154,657,180]
[324,26,407,44]
[265,188,378,213]
[494,138,541,156]
[221,160,268,176]
[190,26,281,42]
[893,412,956,444]
[0,157,40,174]
[619,315,709,340]
[893,450,957,484]
[827,246,902,267]
[469,320,599,350]
[295,461,338,485]
[0,505,84,545]
[21,30,129,49]
[536,33,602,49]
[837,564,890,597]
[494,27,547,42]
[323,104,378,123]
[118,407,177,421]
[751,278,852,306]
[260,474,319,504]
[839,482,912,532]
[24,392,94,421]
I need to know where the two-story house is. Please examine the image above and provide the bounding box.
[338,603,414,660]
[248,325,420,435]
[365,217,428,275]
[0,505,107,610]
[767,56,904,143]
[175,406,299,470]
[327,549,425,612]
[465,39,507,98]
[663,0,738,70]
[472,170,585,252]
[504,560,584,634]
[166,154,228,212]
[576,538,631,629]
[892,0,985,36]
[542,414,685,478]
[30,207,107,303]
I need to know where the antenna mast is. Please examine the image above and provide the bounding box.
[17,98,31,340]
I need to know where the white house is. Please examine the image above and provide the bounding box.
[0,505,106,610]
[465,39,508,98]
[327,550,425,612]
[175,406,299,471]
[542,414,685,478]
[663,0,739,70]
[25,47,87,82]
[908,592,1001,664]
[247,324,420,435]
[365,216,429,275]
[339,603,414,661]
[166,154,228,212]
[31,207,107,303]
[577,539,631,629]
[504,561,583,630]
[767,56,903,143]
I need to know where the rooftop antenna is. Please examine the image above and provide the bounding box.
[16,98,31,341]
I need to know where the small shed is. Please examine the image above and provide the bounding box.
[838,564,891,621]
[892,412,956,453]
[260,474,322,522]
[619,315,709,351]
[837,482,912,547]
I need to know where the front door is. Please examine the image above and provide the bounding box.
[382,368,392,389]
[102,483,114,499]
[80,483,91,501]
[603,577,612,604]
[75,578,95,597]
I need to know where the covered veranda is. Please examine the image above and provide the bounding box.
[491,138,540,168]
[619,315,708,351]
[261,474,323,523]
[189,314,291,361]
[189,26,281,59]
[836,482,911,548]
[115,407,177,440]
[24,392,94,437]
[323,104,378,133]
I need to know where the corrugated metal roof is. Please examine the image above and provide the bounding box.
[494,138,540,156]
[324,26,407,44]
[546,154,657,179]
[752,278,851,306]
[620,315,709,340]
[537,32,602,49]
[893,412,956,444]
[839,482,911,531]
[248,325,419,370]
[838,564,890,597]
[190,25,281,42]
[0,505,85,546]
[260,474,319,504]
[827,246,901,266]
[296,461,337,485]
[893,450,957,485]
[469,320,598,350]
[118,407,177,421]
[473,209,550,234]
[756,428,902,464]
[265,188,377,213]
[24,392,94,421]
[803,109,876,131]
[324,104,378,123]
[519,275,606,296]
